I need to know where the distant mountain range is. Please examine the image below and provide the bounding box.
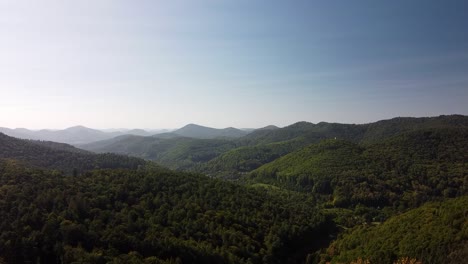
[0,124,275,145]
[0,126,160,145]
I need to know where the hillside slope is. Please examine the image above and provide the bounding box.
[322,196,468,264]
[81,135,237,170]
[250,128,468,208]
[0,133,147,173]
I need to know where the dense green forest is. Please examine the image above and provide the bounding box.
[1,115,467,263]
[321,196,468,264]
[250,128,467,210]
[0,160,330,264]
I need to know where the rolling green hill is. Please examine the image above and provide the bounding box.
[239,122,366,146]
[250,128,468,209]
[200,138,304,178]
[81,135,238,170]
[321,196,468,264]
[0,132,147,174]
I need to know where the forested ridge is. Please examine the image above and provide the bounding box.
[81,136,238,171]
[81,115,468,179]
[1,115,467,263]
[0,133,148,174]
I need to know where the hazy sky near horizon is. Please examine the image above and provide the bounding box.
[1,0,467,129]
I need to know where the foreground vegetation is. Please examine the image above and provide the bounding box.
[322,196,468,264]
[0,159,332,263]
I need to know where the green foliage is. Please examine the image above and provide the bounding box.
[154,138,237,170]
[322,196,468,264]
[0,160,329,264]
[200,139,303,178]
[250,128,468,210]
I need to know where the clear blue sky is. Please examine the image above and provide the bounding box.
[0,0,467,129]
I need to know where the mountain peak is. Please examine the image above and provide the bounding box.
[180,123,209,129]
[66,125,91,130]
[256,125,279,131]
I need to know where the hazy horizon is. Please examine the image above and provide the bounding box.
[1,1,467,129]
[1,114,466,131]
